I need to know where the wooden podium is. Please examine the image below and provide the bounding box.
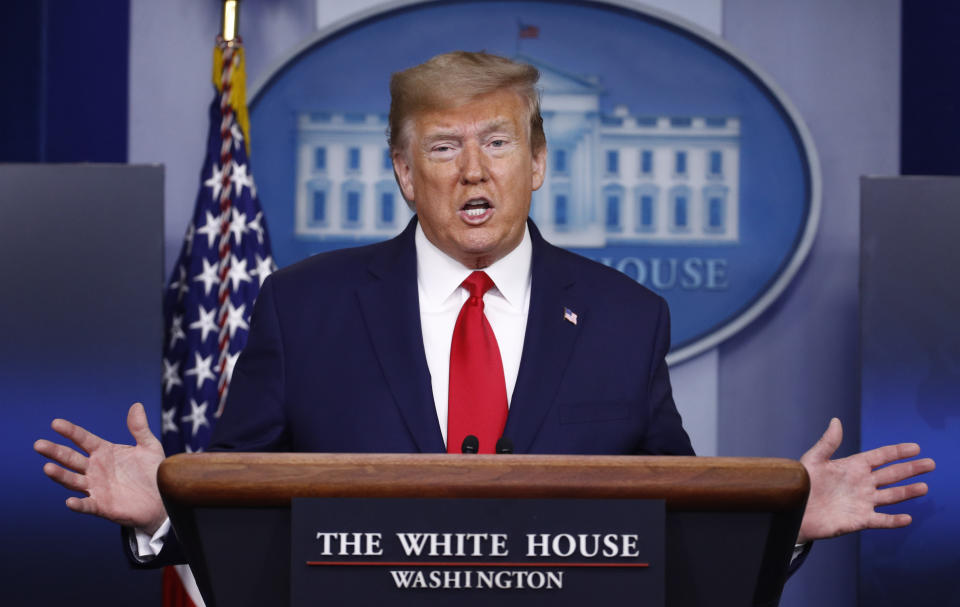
[158,454,808,607]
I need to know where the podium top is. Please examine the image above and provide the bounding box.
[159,453,808,511]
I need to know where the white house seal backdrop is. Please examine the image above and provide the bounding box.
[247,0,819,365]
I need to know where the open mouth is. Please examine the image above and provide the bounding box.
[458,199,494,223]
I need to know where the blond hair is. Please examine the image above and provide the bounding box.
[388,51,545,154]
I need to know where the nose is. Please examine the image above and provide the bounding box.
[459,142,488,184]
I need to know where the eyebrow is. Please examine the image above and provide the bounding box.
[476,119,514,137]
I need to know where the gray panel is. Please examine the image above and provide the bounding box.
[1,164,165,604]
[860,176,960,606]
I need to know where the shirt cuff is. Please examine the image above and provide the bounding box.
[791,542,807,564]
[134,517,172,558]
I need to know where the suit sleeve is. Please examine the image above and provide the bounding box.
[124,275,292,568]
[639,296,695,456]
[121,524,186,569]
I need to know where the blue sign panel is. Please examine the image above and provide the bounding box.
[291,497,664,606]
[248,0,819,362]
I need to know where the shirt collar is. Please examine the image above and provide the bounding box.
[415,221,532,309]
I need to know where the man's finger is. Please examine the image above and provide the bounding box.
[65,495,100,516]
[50,418,105,455]
[867,512,912,530]
[875,482,928,507]
[873,457,935,487]
[42,462,89,493]
[34,439,88,474]
[860,442,922,468]
[802,417,843,462]
[126,403,159,448]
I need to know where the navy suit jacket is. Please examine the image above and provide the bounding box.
[209,218,693,456]
[136,220,823,576]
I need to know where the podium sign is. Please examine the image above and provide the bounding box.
[291,498,664,606]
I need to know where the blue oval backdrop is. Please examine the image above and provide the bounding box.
[248,0,820,363]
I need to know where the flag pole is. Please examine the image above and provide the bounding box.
[221,0,239,43]
[162,0,277,603]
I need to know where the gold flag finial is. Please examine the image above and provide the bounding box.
[222,0,239,42]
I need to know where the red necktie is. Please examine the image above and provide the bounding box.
[447,271,508,454]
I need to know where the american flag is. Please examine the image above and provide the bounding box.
[518,22,540,39]
[160,37,275,606]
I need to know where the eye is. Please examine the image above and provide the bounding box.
[427,143,458,159]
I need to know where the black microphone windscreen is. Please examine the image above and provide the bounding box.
[495,437,514,454]
[461,435,479,454]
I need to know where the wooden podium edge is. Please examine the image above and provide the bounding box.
[158,453,809,511]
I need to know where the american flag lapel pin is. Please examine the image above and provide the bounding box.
[563,307,578,325]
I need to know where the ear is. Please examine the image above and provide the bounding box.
[531,145,547,192]
[393,149,415,203]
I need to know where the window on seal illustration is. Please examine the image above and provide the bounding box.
[604,184,625,232]
[674,151,687,176]
[675,196,688,228]
[551,180,573,230]
[382,148,393,172]
[708,196,725,230]
[341,181,363,228]
[605,150,619,175]
[708,150,723,178]
[702,185,728,233]
[670,186,692,232]
[306,178,330,227]
[314,147,327,172]
[554,194,569,228]
[347,147,362,172]
[553,148,568,175]
[376,180,398,228]
[639,149,653,176]
[639,195,654,230]
[313,190,327,224]
[634,185,659,233]
[381,193,394,225]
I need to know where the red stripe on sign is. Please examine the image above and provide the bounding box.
[306,561,649,568]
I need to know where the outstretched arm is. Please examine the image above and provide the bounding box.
[34,403,168,535]
[797,418,935,544]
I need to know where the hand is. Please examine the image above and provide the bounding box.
[797,417,935,544]
[34,403,168,534]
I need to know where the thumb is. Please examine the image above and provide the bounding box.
[802,417,843,463]
[127,402,160,447]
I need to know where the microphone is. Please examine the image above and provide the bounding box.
[461,435,479,454]
[495,437,514,454]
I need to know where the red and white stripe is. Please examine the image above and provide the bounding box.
[164,39,245,607]
[163,564,204,607]
[214,45,238,418]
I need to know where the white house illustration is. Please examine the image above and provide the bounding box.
[294,56,740,246]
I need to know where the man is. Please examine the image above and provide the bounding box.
[35,52,933,563]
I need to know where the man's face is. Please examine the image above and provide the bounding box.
[394,88,546,269]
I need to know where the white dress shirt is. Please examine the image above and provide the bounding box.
[415,222,532,448]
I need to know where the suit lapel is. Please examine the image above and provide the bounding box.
[504,223,584,453]
[356,219,446,453]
